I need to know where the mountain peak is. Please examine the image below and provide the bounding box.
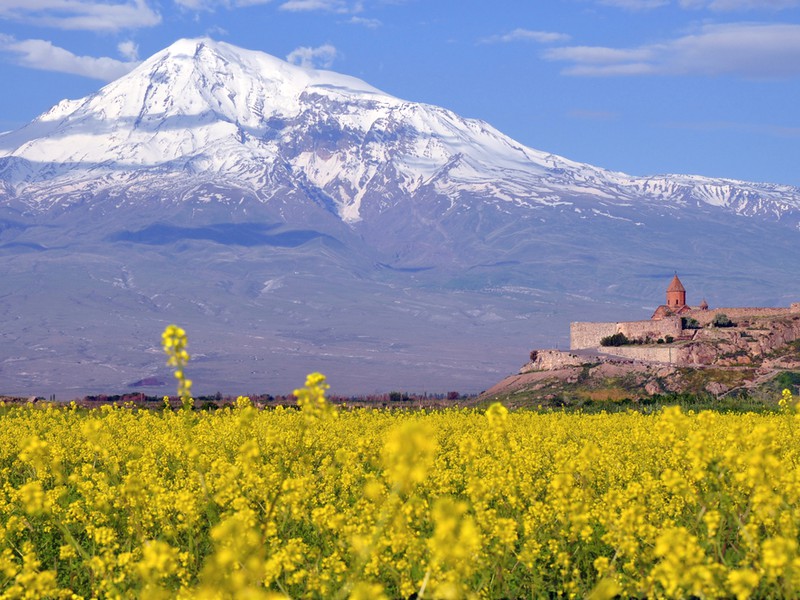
[0,38,395,177]
[163,36,218,55]
[143,36,388,105]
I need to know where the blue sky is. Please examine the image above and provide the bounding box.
[1,0,799,185]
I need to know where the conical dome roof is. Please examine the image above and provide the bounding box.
[667,274,685,293]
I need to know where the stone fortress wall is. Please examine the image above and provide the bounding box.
[596,345,677,363]
[562,276,800,367]
[569,322,617,350]
[683,304,800,326]
[571,305,800,352]
[570,317,682,350]
[570,307,800,367]
[619,318,682,342]
[523,350,585,372]
[524,347,676,369]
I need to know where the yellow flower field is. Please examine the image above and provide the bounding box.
[1,381,799,598]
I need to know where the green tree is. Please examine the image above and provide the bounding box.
[600,333,630,347]
[712,313,735,328]
[681,317,701,329]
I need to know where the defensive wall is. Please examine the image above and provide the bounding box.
[524,347,682,369]
[570,322,616,350]
[594,346,679,364]
[570,317,682,350]
[522,350,585,372]
[683,304,800,326]
[570,304,800,351]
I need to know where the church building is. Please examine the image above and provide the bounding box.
[651,274,708,320]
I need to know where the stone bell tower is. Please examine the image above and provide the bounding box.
[666,274,686,309]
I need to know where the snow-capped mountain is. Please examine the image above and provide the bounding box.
[1,38,799,397]
[1,38,798,225]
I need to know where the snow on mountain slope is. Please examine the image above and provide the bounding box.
[1,37,798,226]
[0,39,386,164]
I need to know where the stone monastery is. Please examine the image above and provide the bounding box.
[569,274,800,360]
[495,275,800,397]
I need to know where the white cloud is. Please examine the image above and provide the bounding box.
[172,0,211,8]
[544,23,800,78]
[0,36,139,80]
[139,0,370,14]
[679,0,800,9]
[480,28,571,44]
[280,0,349,11]
[546,46,655,64]
[0,0,161,31]
[596,0,669,9]
[593,0,800,9]
[173,0,272,8]
[117,40,139,60]
[665,119,800,137]
[286,43,338,68]
[348,15,381,27]
[206,25,229,36]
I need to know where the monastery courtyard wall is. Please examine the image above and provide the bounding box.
[683,304,800,326]
[570,318,682,350]
[564,274,800,365]
[596,346,677,363]
[571,305,800,351]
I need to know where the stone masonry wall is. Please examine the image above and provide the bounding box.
[562,303,800,367]
[522,350,585,372]
[596,346,677,363]
[570,322,617,350]
[570,318,682,350]
[618,318,682,342]
[571,305,800,350]
[685,305,800,326]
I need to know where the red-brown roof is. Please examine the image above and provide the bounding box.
[667,274,685,293]
[651,305,672,320]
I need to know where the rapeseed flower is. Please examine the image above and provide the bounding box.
[1,384,800,597]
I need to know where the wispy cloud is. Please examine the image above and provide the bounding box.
[277,0,381,12]
[593,0,800,9]
[0,35,139,80]
[480,28,571,44]
[679,0,800,10]
[286,43,338,68]
[175,0,370,10]
[0,0,161,31]
[280,0,349,11]
[664,119,800,137]
[348,15,381,27]
[595,0,669,9]
[171,0,273,9]
[544,23,800,78]
[117,40,139,60]
[206,24,229,36]
[172,0,212,9]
